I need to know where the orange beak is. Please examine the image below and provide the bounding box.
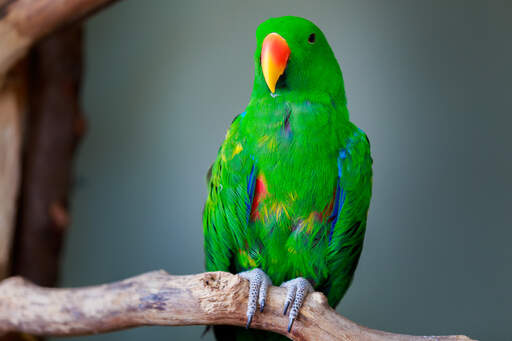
[261,33,290,93]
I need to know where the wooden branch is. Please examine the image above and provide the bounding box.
[0,271,475,341]
[11,25,84,287]
[0,0,120,84]
[0,61,27,279]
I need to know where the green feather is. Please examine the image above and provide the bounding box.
[203,16,372,340]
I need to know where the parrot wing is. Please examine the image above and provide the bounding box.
[321,126,373,306]
[203,112,255,272]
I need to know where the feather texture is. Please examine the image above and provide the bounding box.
[203,16,373,340]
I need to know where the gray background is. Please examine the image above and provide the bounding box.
[57,1,512,340]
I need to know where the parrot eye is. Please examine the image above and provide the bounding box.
[308,33,316,44]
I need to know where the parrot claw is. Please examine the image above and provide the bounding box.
[245,315,253,329]
[287,318,295,333]
[280,277,313,333]
[238,268,272,329]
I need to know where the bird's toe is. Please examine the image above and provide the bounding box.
[238,268,272,329]
[280,277,313,332]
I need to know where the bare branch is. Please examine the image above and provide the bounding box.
[0,0,120,83]
[0,270,475,341]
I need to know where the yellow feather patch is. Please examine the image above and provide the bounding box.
[282,204,290,219]
[258,135,277,152]
[262,205,269,222]
[238,249,257,268]
[295,212,318,234]
[232,143,243,158]
[305,213,318,233]
[258,135,270,145]
[289,192,298,202]
[263,201,291,222]
[275,202,290,220]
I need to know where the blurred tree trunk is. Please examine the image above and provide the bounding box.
[1,25,85,341]
[11,25,85,287]
[0,61,27,280]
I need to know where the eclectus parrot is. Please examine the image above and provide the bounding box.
[203,16,372,340]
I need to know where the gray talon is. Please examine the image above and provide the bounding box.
[258,279,268,312]
[280,277,313,332]
[287,318,295,333]
[246,315,253,329]
[239,268,272,329]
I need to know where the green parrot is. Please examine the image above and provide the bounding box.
[203,16,372,340]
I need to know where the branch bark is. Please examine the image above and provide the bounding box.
[0,61,27,280]
[0,271,475,341]
[0,0,119,85]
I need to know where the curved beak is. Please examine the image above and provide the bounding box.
[261,33,290,93]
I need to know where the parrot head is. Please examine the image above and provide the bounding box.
[252,16,345,100]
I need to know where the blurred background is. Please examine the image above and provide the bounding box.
[55,1,511,340]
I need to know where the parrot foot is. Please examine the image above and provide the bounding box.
[280,277,313,332]
[238,268,272,329]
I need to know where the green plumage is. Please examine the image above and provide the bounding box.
[203,16,372,340]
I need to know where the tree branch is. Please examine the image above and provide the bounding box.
[0,0,120,84]
[0,270,475,341]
